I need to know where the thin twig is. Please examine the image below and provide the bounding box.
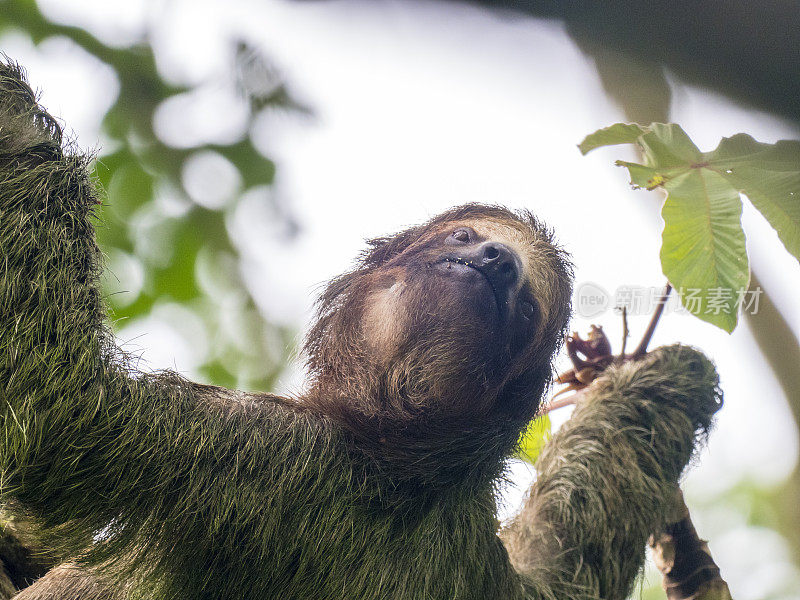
[631,282,672,358]
[546,282,672,413]
[619,306,629,358]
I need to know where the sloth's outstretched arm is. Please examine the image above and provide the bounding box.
[502,345,721,600]
[0,63,314,593]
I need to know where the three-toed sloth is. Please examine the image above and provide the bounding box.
[0,62,721,600]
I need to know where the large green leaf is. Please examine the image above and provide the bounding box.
[660,169,749,332]
[578,123,647,155]
[704,134,800,264]
[638,123,702,168]
[578,122,800,332]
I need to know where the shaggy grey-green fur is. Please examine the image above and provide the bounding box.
[502,346,720,599]
[0,61,720,600]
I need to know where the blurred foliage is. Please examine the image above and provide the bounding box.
[470,0,800,126]
[0,0,306,391]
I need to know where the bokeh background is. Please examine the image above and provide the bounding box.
[1,1,799,597]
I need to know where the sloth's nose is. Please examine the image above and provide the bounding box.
[476,242,519,289]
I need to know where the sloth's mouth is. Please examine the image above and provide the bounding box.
[438,257,505,317]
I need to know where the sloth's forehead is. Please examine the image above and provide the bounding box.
[469,220,534,250]
[435,218,536,247]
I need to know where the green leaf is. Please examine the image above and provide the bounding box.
[660,169,749,332]
[579,122,703,167]
[705,134,800,264]
[517,415,551,464]
[578,122,800,332]
[638,123,702,168]
[578,123,647,155]
[616,161,663,189]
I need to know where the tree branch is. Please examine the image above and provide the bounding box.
[650,491,733,600]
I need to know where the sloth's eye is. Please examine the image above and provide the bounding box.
[451,229,471,243]
[520,301,537,321]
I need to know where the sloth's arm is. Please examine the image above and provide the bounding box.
[501,345,720,600]
[0,61,314,587]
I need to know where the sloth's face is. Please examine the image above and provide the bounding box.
[361,219,542,366]
[306,207,572,421]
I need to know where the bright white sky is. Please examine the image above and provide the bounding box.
[5,0,800,595]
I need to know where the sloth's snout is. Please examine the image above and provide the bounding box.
[463,242,520,291]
